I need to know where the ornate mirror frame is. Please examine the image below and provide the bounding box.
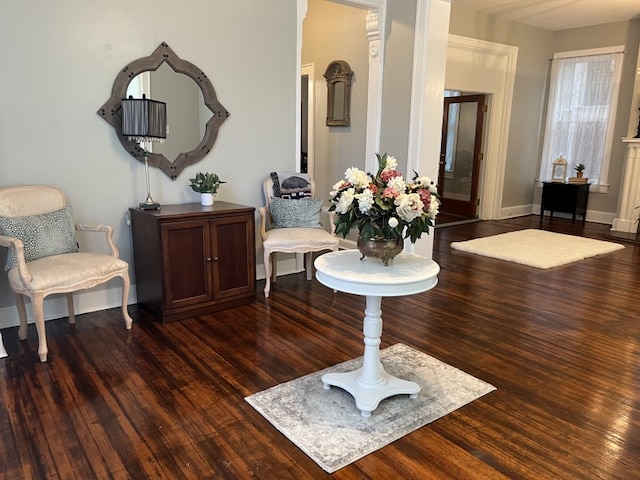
[98,42,229,179]
[324,60,354,127]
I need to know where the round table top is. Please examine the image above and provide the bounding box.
[314,250,439,297]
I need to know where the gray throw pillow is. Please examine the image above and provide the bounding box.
[0,206,78,271]
[270,197,323,229]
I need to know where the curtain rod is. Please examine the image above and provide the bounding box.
[549,46,626,61]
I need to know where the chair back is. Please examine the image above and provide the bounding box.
[0,185,67,218]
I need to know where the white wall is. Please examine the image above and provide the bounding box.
[0,0,299,327]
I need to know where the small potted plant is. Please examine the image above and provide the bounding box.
[189,172,225,206]
[574,163,586,178]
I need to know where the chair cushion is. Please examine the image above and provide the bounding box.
[0,206,78,271]
[7,252,128,293]
[263,227,338,251]
[270,197,323,229]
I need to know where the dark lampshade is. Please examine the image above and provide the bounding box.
[121,95,167,142]
[121,94,167,210]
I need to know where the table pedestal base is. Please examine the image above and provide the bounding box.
[322,368,420,417]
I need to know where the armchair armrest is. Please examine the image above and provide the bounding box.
[258,207,270,241]
[322,207,337,236]
[0,234,33,284]
[75,224,119,258]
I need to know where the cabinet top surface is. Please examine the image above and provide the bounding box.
[129,201,254,219]
[542,182,590,187]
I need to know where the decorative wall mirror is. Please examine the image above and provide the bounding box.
[324,60,353,127]
[98,42,229,179]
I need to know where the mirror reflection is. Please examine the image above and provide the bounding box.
[127,63,206,163]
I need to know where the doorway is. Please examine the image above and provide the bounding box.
[438,93,486,221]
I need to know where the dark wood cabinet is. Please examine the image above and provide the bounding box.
[540,182,590,223]
[129,202,256,323]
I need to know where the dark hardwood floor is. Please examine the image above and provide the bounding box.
[1,215,639,479]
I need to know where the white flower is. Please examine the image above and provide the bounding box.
[413,176,432,188]
[386,176,406,193]
[355,188,375,214]
[394,193,424,223]
[388,217,399,228]
[335,187,355,214]
[345,167,371,189]
[428,196,440,217]
[382,155,398,172]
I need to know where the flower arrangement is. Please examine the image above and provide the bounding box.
[329,153,440,243]
[189,172,225,194]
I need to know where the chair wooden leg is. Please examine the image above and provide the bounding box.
[271,253,278,282]
[121,271,133,329]
[31,293,48,362]
[305,252,313,280]
[14,293,28,340]
[263,250,272,298]
[66,293,75,324]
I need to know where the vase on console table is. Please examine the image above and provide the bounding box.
[200,193,214,206]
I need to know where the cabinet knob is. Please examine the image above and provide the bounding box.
[207,257,218,262]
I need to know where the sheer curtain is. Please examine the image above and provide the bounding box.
[539,50,623,186]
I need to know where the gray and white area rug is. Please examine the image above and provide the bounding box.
[245,343,496,473]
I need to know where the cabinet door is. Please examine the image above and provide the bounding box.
[161,219,213,309]
[210,215,255,299]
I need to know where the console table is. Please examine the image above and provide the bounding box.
[540,182,590,223]
[129,202,255,323]
[314,250,440,417]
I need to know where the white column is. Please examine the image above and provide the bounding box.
[406,0,452,257]
[612,138,640,233]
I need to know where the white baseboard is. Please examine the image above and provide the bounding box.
[0,285,138,330]
[0,256,313,330]
[501,204,614,225]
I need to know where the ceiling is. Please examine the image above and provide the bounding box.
[450,0,640,31]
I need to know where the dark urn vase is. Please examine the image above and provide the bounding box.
[357,236,404,266]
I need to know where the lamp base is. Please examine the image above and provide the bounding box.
[139,200,161,210]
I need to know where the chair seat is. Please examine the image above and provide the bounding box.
[263,227,339,252]
[8,252,129,294]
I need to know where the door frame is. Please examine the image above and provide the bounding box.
[439,93,486,218]
[300,64,315,177]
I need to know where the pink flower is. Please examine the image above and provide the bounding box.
[419,189,431,211]
[383,187,399,198]
[380,170,402,183]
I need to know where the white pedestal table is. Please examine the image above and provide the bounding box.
[314,250,439,417]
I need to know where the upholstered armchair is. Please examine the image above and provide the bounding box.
[0,185,133,362]
[259,173,339,298]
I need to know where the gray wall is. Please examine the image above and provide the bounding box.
[550,20,640,215]
[302,0,369,203]
[449,6,640,217]
[0,0,299,322]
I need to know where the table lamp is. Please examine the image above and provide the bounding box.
[121,95,167,209]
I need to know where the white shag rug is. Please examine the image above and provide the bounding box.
[450,228,624,269]
[245,343,495,473]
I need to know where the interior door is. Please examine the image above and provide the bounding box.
[438,94,486,218]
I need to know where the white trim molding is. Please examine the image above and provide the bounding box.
[445,34,518,220]
[406,0,452,258]
[612,138,640,232]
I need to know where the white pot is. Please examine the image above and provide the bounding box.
[200,193,214,206]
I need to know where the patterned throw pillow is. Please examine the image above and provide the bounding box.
[270,197,323,229]
[0,206,78,271]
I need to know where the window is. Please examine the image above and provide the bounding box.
[539,47,624,191]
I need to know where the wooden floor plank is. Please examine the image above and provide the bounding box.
[0,215,638,479]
